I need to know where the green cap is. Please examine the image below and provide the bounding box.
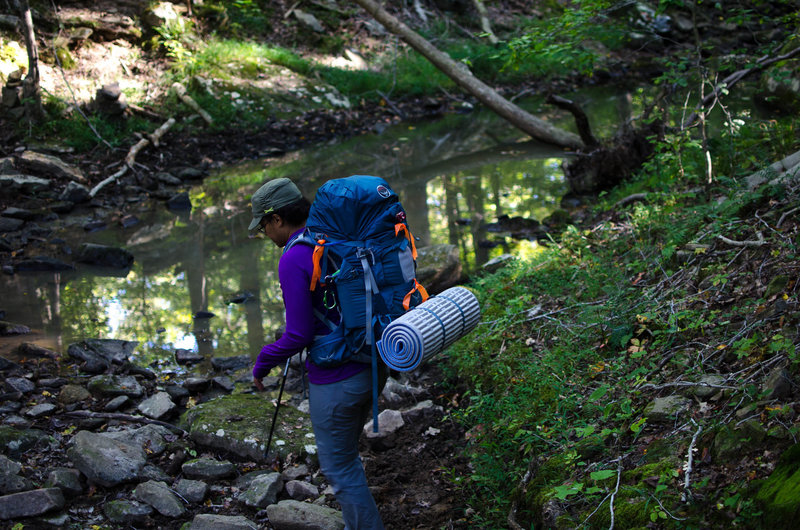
[248,178,303,231]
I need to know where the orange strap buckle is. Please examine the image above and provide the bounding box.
[310,239,326,291]
[394,223,418,259]
[403,279,429,311]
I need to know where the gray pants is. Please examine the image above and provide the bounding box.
[309,368,385,530]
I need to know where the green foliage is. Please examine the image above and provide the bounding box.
[198,0,274,37]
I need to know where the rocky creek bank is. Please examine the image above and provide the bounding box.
[0,336,469,528]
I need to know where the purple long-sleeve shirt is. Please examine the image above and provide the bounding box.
[253,228,368,385]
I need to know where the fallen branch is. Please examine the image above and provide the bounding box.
[609,460,623,529]
[716,232,766,247]
[89,117,175,197]
[613,192,649,209]
[62,410,187,435]
[777,206,800,229]
[684,46,800,129]
[745,149,800,190]
[682,420,703,502]
[172,82,213,125]
[636,380,735,392]
[546,94,600,148]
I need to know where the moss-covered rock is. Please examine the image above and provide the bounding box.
[754,443,800,526]
[179,392,313,462]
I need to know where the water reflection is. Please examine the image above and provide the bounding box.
[1,90,642,367]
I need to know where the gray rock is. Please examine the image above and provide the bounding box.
[58,384,91,405]
[44,468,82,496]
[133,480,186,517]
[175,478,208,504]
[59,181,90,203]
[401,400,443,423]
[0,470,34,494]
[482,254,516,273]
[165,383,190,400]
[4,377,34,393]
[17,150,86,183]
[211,354,251,371]
[266,499,345,530]
[14,257,73,272]
[176,167,205,180]
[103,424,173,456]
[0,427,50,458]
[142,1,181,28]
[77,243,134,269]
[0,456,21,476]
[292,9,325,32]
[0,321,31,336]
[364,409,404,439]
[140,464,171,481]
[137,391,176,419]
[167,191,192,211]
[0,217,23,232]
[238,472,283,508]
[0,157,14,174]
[212,375,235,392]
[24,403,57,418]
[87,374,144,397]
[1,207,36,221]
[182,457,236,481]
[92,82,128,117]
[0,174,51,194]
[103,499,153,524]
[281,464,309,482]
[0,488,65,520]
[691,374,726,399]
[176,348,203,365]
[763,367,793,400]
[285,479,319,500]
[103,395,130,411]
[644,395,690,423]
[67,338,138,369]
[188,514,259,529]
[156,171,182,185]
[185,377,210,392]
[416,244,462,294]
[67,430,147,487]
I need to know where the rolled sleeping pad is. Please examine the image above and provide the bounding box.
[377,286,481,371]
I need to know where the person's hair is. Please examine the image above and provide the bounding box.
[265,197,311,226]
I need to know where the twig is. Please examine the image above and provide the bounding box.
[682,420,702,502]
[62,410,187,435]
[648,492,687,521]
[635,380,735,392]
[376,90,407,119]
[609,460,623,530]
[716,232,766,247]
[777,206,800,229]
[89,117,175,197]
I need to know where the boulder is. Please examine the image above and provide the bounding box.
[415,244,462,294]
[188,514,259,529]
[180,393,313,461]
[91,82,128,117]
[59,181,90,203]
[211,354,251,371]
[68,338,138,371]
[0,174,51,194]
[0,488,65,520]
[58,384,91,405]
[0,427,50,458]
[364,409,404,440]
[175,478,208,504]
[643,395,690,423]
[24,403,57,418]
[14,256,74,272]
[77,243,134,269]
[103,500,153,524]
[133,480,186,517]
[103,424,173,456]
[0,469,33,494]
[0,217,24,232]
[238,472,283,508]
[87,374,144,397]
[44,468,83,497]
[266,499,345,530]
[16,151,86,183]
[182,457,236,481]
[142,1,181,29]
[67,430,147,487]
[176,348,203,365]
[137,391,176,419]
[3,377,34,393]
[285,479,319,501]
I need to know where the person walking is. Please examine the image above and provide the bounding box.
[249,177,385,530]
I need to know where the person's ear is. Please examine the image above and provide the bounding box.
[272,214,284,227]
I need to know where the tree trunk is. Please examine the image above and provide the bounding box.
[351,0,584,150]
[16,0,45,122]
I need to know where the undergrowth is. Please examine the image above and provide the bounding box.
[443,115,800,528]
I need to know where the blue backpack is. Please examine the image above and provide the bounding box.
[287,175,428,430]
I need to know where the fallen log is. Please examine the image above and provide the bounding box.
[88,117,175,198]
[172,82,213,125]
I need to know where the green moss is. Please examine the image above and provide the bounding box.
[622,458,679,485]
[579,487,652,529]
[754,444,800,525]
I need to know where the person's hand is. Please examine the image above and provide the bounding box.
[253,377,265,392]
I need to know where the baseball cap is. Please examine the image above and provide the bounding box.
[248,178,303,232]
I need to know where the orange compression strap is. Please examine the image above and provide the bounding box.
[403,279,429,311]
[394,223,418,259]
[310,240,326,291]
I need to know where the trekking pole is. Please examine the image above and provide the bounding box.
[265,357,291,459]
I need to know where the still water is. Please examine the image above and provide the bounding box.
[0,88,642,367]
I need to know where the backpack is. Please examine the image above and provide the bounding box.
[287,175,428,430]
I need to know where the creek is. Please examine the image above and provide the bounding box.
[0,85,686,368]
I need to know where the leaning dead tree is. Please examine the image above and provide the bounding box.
[15,0,45,122]
[352,0,584,151]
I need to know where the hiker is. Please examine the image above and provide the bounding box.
[249,177,386,530]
